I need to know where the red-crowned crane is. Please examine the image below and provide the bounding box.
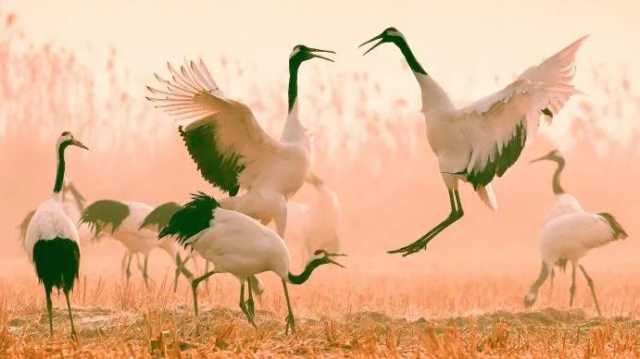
[360,27,587,256]
[24,131,88,338]
[159,192,345,334]
[523,150,628,316]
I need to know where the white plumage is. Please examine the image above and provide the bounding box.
[524,150,628,315]
[360,27,586,255]
[147,45,334,238]
[80,200,189,288]
[160,193,344,333]
[285,175,342,262]
[25,131,87,338]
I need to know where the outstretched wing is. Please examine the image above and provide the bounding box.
[459,36,587,189]
[147,60,280,194]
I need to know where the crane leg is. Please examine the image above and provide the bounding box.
[191,270,216,317]
[524,262,549,308]
[173,253,194,293]
[44,285,53,336]
[579,265,602,316]
[569,262,577,307]
[246,279,256,322]
[64,290,77,340]
[125,253,133,284]
[142,254,150,289]
[388,189,463,256]
[282,279,296,335]
[238,280,257,328]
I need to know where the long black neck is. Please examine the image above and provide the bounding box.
[393,37,427,75]
[288,258,326,285]
[551,158,565,195]
[53,142,70,194]
[288,60,301,113]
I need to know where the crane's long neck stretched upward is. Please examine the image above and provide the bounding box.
[53,141,71,196]
[551,158,566,195]
[287,257,327,285]
[281,59,307,145]
[392,37,454,117]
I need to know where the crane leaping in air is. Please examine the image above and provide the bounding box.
[359,27,587,256]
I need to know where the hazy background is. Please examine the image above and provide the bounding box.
[1,1,639,313]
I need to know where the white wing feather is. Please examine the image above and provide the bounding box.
[458,36,587,177]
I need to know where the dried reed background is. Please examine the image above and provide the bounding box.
[1,11,640,357]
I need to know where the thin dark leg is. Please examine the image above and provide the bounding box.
[388,189,463,256]
[45,286,53,336]
[173,253,193,293]
[579,265,602,316]
[64,290,77,339]
[282,280,295,335]
[246,279,255,321]
[569,262,577,307]
[524,262,549,308]
[191,270,217,317]
[125,254,132,283]
[238,280,256,327]
[142,254,150,289]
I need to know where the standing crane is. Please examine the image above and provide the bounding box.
[24,131,88,338]
[145,45,334,238]
[523,150,628,315]
[159,192,345,333]
[359,27,587,256]
[80,200,192,288]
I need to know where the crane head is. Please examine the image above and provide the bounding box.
[289,45,335,66]
[359,27,405,56]
[57,131,89,151]
[530,149,563,164]
[310,249,346,268]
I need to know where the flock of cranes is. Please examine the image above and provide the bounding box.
[21,27,628,338]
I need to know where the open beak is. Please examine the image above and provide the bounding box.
[529,154,550,164]
[72,139,89,150]
[359,33,385,56]
[327,253,346,268]
[308,47,335,62]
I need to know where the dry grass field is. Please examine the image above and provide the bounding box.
[2,6,640,358]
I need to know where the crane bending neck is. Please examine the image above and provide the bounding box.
[53,142,70,195]
[287,257,325,285]
[551,158,566,195]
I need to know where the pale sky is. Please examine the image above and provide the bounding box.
[5,0,639,81]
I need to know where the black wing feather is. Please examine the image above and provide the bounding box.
[159,192,219,246]
[179,117,244,196]
[80,200,130,237]
[467,121,527,189]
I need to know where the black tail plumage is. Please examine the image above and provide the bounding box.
[33,237,80,293]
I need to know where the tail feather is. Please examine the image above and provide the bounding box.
[476,184,498,211]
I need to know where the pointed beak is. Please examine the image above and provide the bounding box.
[529,154,550,164]
[327,253,346,268]
[359,33,385,56]
[71,139,89,150]
[308,47,335,62]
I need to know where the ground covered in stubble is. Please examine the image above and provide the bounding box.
[3,283,640,358]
